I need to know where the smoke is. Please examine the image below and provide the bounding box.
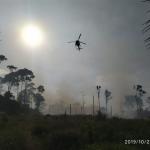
[55,81,77,104]
[0,68,8,76]
[43,72,148,117]
[96,73,135,116]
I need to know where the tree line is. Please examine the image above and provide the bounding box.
[0,54,45,112]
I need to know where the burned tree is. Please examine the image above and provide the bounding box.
[133,85,146,114]
[104,89,112,114]
[34,85,45,111]
[96,85,101,113]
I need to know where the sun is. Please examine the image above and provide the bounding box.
[21,24,44,48]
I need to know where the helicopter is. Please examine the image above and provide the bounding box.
[68,34,86,51]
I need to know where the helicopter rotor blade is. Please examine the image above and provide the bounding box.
[78,34,82,40]
[68,41,76,43]
[80,41,86,45]
[145,37,150,43]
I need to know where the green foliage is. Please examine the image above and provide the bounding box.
[34,93,45,110]
[0,95,35,115]
[37,85,45,93]
[7,65,17,72]
[0,115,149,150]
[4,91,14,100]
[83,144,138,150]
[0,129,27,150]
[0,55,7,63]
[96,111,106,120]
[31,124,49,138]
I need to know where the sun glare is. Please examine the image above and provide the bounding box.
[21,24,44,48]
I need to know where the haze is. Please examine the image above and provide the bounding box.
[0,0,149,114]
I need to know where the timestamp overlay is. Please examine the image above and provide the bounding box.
[123,139,150,145]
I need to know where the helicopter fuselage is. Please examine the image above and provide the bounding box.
[75,40,80,47]
[68,34,85,51]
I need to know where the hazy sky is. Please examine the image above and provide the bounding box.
[0,0,149,114]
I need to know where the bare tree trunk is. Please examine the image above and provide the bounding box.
[24,81,28,105]
[93,96,95,116]
[70,104,72,115]
[98,92,100,113]
[110,106,112,117]
[106,97,107,114]
[16,85,19,100]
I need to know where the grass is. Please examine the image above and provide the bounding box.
[0,114,150,150]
